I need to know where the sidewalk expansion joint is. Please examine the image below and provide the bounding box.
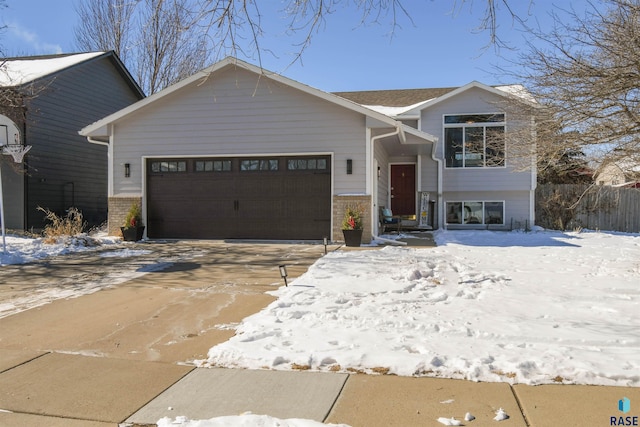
[509,384,531,427]
[322,372,350,423]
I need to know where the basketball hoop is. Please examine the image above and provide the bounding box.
[2,144,31,163]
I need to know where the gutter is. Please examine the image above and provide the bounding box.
[87,136,109,146]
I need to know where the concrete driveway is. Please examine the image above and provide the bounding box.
[0,240,328,363]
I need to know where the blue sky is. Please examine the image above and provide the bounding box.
[1,0,591,91]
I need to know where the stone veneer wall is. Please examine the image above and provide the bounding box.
[332,195,372,244]
[108,196,142,236]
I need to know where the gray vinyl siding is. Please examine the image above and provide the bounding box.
[374,138,390,209]
[25,55,143,228]
[420,87,534,193]
[112,67,368,196]
[1,165,24,229]
[419,154,438,193]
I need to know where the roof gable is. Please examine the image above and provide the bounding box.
[334,82,537,118]
[408,81,537,114]
[80,57,437,143]
[0,52,105,86]
[0,51,144,98]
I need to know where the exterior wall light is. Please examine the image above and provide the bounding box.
[125,163,131,178]
[347,159,352,175]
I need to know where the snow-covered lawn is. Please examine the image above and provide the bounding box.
[201,229,640,387]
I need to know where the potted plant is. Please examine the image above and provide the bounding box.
[120,202,145,241]
[341,204,364,247]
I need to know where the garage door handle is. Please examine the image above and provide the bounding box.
[234,200,239,211]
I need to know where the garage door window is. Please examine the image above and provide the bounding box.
[151,161,186,173]
[241,159,278,171]
[196,160,231,172]
[288,158,327,170]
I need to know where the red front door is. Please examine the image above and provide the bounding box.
[390,164,416,216]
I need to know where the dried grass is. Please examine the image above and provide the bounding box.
[38,207,86,243]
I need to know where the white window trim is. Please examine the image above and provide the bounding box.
[445,200,506,226]
[442,113,507,169]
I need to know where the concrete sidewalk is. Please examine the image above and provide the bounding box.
[2,349,639,426]
[0,240,638,426]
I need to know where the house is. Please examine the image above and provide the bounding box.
[594,160,640,188]
[0,51,144,230]
[79,57,537,242]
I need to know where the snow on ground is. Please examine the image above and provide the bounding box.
[202,229,640,387]
[157,414,349,427]
[0,233,120,266]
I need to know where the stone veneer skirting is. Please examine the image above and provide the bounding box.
[108,196,142,237]
[332,195,372,244]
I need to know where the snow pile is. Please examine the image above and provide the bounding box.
[157,414,349,427]
[203,229,640,386]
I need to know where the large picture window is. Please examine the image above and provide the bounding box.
[444,113,505,168]
[446,201,504,225]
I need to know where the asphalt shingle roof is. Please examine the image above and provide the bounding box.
[333,87,459,107]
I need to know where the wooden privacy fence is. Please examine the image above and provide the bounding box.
[536,184,640,233]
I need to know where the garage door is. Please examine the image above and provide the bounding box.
[146,155,331,239]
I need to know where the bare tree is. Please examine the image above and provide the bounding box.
[75,0,527,93]
[75,0,210,94]
[194,0,528,67]
[135,0,209,94]
[514,0,640,176]
[74,0,137,64]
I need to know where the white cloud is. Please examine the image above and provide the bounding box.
[7,21,63,55]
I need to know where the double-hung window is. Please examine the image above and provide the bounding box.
[444,113,506,168]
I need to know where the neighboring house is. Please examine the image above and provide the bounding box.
[594,161,640,188]
[0,51,144,230]
[80,57,537,242]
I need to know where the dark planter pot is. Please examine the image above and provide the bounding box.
[121,226,145,242]
[342,229,363,247]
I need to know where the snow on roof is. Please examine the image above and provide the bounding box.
[0,52,105,87]
[362,99,434,117]
[494,84,537,103]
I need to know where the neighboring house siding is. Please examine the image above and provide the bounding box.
[0,105,26,229]
[25,56,142,229]
[111,67,368,197]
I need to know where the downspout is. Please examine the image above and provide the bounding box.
[370,125,403,243]
[431,135,444,230]
[86,135,114,227]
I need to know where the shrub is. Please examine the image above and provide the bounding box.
[341,204,364,230]
[123,203,143,229]
[38,207,86,243]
